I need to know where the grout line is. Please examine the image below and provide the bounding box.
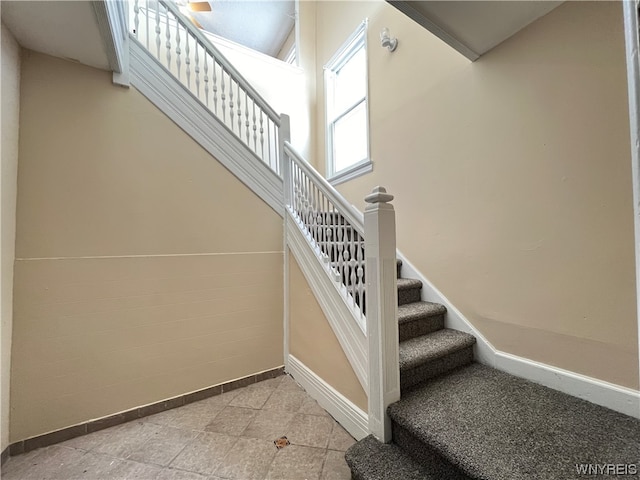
[16,251,284,261]
[6,366,285,458]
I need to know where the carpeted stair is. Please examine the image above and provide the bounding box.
[394,260,477,392]
[345,261,640,480]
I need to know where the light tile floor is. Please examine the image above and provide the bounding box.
[1,375,355,480]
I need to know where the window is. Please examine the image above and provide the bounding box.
[324,20,371,184]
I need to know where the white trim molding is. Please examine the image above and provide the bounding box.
[324,19,371,182]
[396,250,640,419]
[328,159,373,186]
[287,354,369,440]
[386,1,479,61]
[129,37,284,216]
[623,0,640,406]
[286,210,368,391]
[496,352,640,419]
[93,0,130,86]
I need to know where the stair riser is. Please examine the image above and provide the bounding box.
[391,423,471,479]
[399,315,445,342]
[400,347,474,392]
[398,287,421,305]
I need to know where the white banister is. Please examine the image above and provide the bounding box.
[364,186,400,443]
[283,143,365,236]
[158,0,280,124]
[283,142,367,328]
[130,0,282,173]
[283,143,401,439]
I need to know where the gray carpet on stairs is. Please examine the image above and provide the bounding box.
[345,434,471,480]
[388,362,640,480]
[399,329,476,370]
[398,301,446,322]
[398,301,446,342]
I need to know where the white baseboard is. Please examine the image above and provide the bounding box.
[396,250,640,419]
[286,354,369,440]
[496,351,640,419]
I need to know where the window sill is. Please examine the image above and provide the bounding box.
[328,159,373,186]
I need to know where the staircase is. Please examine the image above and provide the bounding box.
[125,5,640,478]
[345,264,640,479]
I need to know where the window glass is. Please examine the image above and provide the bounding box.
[333,101,367,172]
[324,21,370,180]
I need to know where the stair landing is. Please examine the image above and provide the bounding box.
[387,363,640,480]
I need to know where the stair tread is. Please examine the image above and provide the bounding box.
[345,435,468,480]
[397,278,422,290]
[399,329,475,370]
[398,301,446,324]
[389,363,640,480]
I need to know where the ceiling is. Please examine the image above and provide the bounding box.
[388,1,563,60]
[1,0,561,73]
[186,1,295,57]
[1,1,111,70]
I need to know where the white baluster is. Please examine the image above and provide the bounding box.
[145,0,149,48]
[155,0,161,58]
[337,217,345,284]
[321,197,329,261]
[295,165,302,218]
[252,103,257,151]
[260,111,265,159]
[229,80,235,131]
[293,164,300,217]
[195,42,201,98]
[165,12,171,69]
[204,53,209,106]
[245,92,250,145]
[350,234,358,306]
[311,185,318,245]
[175,21,181,79]
[133,0,139,37]
[237,84,242,136]
[330,208,337,277]
[356,232,365,313]
[212,60,218,114]
[185,35,191,89]
[221,68,226,122]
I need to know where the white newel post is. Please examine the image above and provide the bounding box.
[280,113,292,367]
[278,113,291,204]
[365,186,400,442]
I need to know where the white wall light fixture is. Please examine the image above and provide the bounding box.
[380,27,398,52]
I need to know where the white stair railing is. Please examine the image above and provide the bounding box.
[127,0,400,439]
[282,142,399,441]
[283,142,367,329]
[131,0,282,174]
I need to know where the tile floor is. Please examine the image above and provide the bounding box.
[1,375,355,480]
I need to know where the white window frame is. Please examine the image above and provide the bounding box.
[324,20,372,185]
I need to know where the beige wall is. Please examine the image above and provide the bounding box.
[1,19,21,452]
[304,1,639,389]
[288,252,367,411]
[11,51,284,441]
[297,0,318,163]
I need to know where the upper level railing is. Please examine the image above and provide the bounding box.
[283,142,367,330]
[131,0,283,174]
